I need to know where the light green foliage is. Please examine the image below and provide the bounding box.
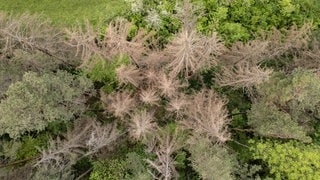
[248,69,320,142]
[89,159,129,180]
[86,56,130,93]
[0,140,22,160]
[219,22,251,43]
[17,134,48,159]
[0,71,93,138]
[126,0,319,44]
[197,0,319,43]
[188,136,236,180]
[125,0,181,45]
[250,139,320,179]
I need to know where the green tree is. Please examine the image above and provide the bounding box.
[0,70,93,138]
[250,139,320,179]
[248,69,320,142]
[187,136,236,180]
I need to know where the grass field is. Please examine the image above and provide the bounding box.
[0,0,128,26]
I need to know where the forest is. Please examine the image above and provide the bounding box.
[0,0,320,179]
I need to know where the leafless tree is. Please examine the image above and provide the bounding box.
[128,109,158,141]
[140,87,161,106]
[35,119,120,172]
[65,20,104,64]
[166,92,190,118]
[66,18,154,67]
[0,13,75,65]
[220,40,269,66]
[101,90,136,119]
[216,61,273,89]
[164,27,224,78]
[85,122,121,156]
[146,127,185,180]
[156,71,187,98]
[116,64,143,87]
[182,89,230,143]
[259,23,312,59]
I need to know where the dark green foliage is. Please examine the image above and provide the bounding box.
[125,152,152,179]
[46,121,70,136]
[0,60,23,99]
[72,157,93,179]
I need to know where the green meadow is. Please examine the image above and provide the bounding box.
[0,0,128,26]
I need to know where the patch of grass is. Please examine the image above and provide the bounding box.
[0,0,128,26]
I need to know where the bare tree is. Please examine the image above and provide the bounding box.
[163,0,225,78]
[259,23,312,59]
[66,18,153,67]
[85,122,121,156]
[101,90,136,119]
[140,87,161,106]
[0,13,74,65]
[220,40,269,65]
[166,92,190,118]
[35,119,120,173]
[182,89,230,143]
[116,64,143,87]
[216,61,273,89]
[146,127,185,180]
[128,109,158,141]
[164,28,224,78]
[65,20,103,64]
[156,71,187,98]
[219,23,312,68]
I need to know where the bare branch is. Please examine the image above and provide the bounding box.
[116,64,143,87]
[0,13,75,65]
[128,109,158,141]
[146,127,185,180]
[182,89,230,143]
[101,90,136,119]
[216,61,273,89]
[140,88,161,106]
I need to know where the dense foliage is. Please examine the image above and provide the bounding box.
[0,0,320,179]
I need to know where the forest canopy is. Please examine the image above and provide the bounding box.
[0,0,320,179]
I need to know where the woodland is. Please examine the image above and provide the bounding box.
[0,0,320,179]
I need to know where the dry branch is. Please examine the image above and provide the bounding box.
[182,89,230,143]
[0,13,74,65]
[216,61,273,89]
